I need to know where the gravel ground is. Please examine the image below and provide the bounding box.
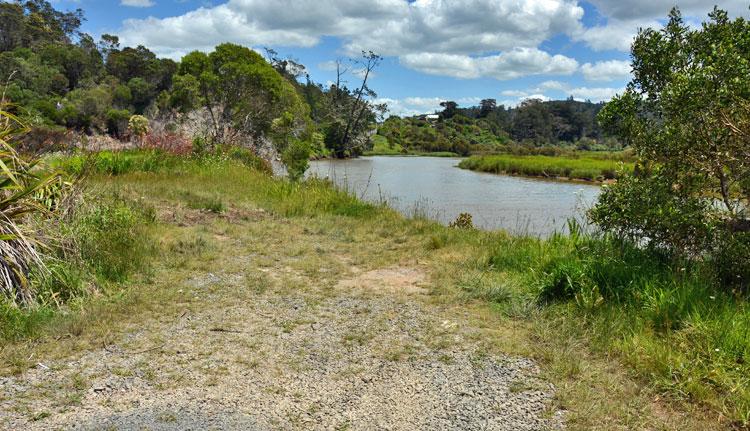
[0,217,564,430]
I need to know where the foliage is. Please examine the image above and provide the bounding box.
[0,2,174,135]
[281,139,311,182]
[172,44,311,144]
[0,107,63,305]
[127,114,148,142]
[298,54,386,158]
[105,108,130,138]
[591,7,750,287]
[441,221,748,424]
[378,97,620,155]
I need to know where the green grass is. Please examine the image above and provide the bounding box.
[458,153,634,181]
[50,146,272,177]
[427,223,750,427]
[363,135,404,156]
[3,150,747,427]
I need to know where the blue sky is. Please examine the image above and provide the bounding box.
[53,0,750,116]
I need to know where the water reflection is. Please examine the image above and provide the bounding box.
[308,156,600,237]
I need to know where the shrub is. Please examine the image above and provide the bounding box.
[225,146,273,174]
[281,138,310,181]
[144,132,192,155]
[449,213,474,229]
[594,8,750,289]
[19,125,75,154]
[128,115,149,146]
[105,109,131,138]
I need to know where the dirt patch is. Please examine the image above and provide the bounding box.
[337,267,428,295]
[157,206,267,226]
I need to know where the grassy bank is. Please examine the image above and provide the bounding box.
[459,153,634,182]
[1,151,746,428]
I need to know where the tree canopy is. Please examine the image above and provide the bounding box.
[591,7,750,285]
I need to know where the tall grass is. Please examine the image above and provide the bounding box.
[468,228,750,425]
[53,146,272,177]
[459,154,634,181]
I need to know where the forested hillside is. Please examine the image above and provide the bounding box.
[0,0,383,163]
[377,98,621,155]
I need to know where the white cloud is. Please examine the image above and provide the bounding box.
[500,82,624,104]
[581,60,631,81]
[118,0,584,80]
[121,0,155,7]
[566,86,623,101]
[400,48,578,80]
[587,0,749,21]
[537,80,569,91]
[501,89,529,97]
[574,19,659,52]
[374,97,434,117]
[574,1,750,52]
[522,94,551,102]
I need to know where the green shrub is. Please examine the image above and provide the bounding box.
[281,138,311,181]
[105,109,131,138]
[225,146,273,174]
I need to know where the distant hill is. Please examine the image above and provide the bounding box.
[377,98,622,156]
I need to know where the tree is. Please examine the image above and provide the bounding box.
[173,44,310,143]
[591,7,750,285]
[511,99,553,144]
[128,114,149,146]
[479,99,496,118]
[336,51,383,158]
[440,101,458,119]
[170,44,312,177]
[0,0,84,52]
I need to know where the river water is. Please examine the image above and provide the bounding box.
[308,156,601,237]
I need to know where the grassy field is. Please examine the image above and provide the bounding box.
[459,153,634,181]
[1,152,747,429]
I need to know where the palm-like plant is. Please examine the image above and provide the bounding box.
[0,107,62,304]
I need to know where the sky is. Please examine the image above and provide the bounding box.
[51,0,750,116]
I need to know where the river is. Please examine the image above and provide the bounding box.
[307,156,601,237]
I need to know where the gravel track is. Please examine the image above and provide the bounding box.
[1,216,564,430]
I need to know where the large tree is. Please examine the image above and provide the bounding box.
[172,44,311,153]
[591,7,750,284]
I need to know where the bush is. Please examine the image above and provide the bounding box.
[144,132,192,155]
[19,125,75,154]
[225,146,273,174]
[281,138,310,181]
[105,108,131,138]
[594,8,750,289]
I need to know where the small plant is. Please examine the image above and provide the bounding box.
[449,212,474,229]
[127,115,149,147]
